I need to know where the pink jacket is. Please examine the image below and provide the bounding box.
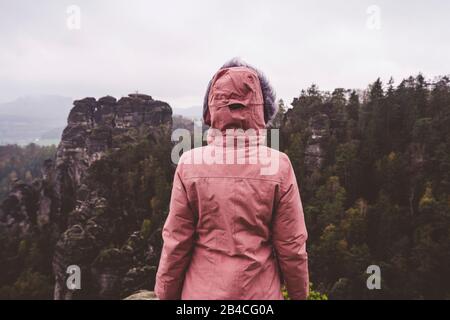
[155,66,309,300]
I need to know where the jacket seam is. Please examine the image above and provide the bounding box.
[182,176,281,183]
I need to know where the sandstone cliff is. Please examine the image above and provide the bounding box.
[0,93,173,299]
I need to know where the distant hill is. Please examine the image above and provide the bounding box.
[0,95,72,145]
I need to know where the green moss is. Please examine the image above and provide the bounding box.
[0,270,53,300]
[140,219,152,240]
[281,283,328,300]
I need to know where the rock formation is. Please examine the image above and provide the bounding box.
[304,113,330,171]
[0,93,173,299]
[124,290,158,300]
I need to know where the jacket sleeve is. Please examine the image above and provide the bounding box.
[154,164,195,300]
[273,157,309,300]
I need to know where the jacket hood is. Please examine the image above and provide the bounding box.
[203,59,278,130]
[204,67,265,131]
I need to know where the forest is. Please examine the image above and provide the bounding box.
[281,75,450,299]
[0,74,449,299]
[0,144,56,201]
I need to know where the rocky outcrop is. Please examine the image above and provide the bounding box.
[124,290,158,300]
[0,93,173,300]
[53,94,171,299]
[53,94,171,228]
[0,181,39,237]
[304,113,330,171]
[282,100,334,174]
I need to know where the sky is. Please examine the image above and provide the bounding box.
[1,0,450,108]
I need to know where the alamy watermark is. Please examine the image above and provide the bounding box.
[66,265,81,290]
[66,5,81,30]
[366,265,381,290]
[366,5,381,30]
[171,128,281,176]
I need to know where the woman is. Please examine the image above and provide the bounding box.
[155,58,309,300]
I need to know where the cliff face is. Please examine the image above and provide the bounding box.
[0,94,173,299]
[303,113,330,171]
[52,94,172,228]
[282,101,334,176]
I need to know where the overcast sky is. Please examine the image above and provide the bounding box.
[1,0,449,108]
